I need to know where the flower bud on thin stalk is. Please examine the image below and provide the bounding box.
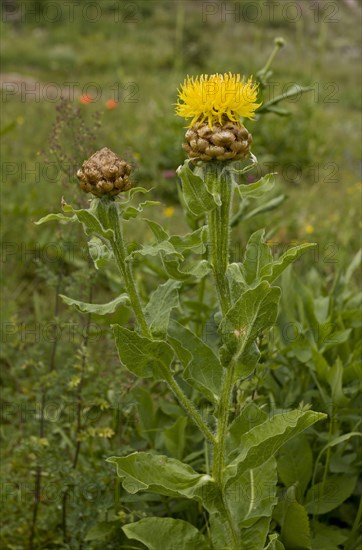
[76,148,215,444]
[77,148,149,337]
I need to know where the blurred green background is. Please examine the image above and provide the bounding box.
[1,1,361,548]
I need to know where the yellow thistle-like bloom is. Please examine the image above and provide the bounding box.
[176,73,261,128]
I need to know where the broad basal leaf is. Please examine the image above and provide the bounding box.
[219,281,281,377]
[112,324,174,380]
[273,491,311,550]
[168,320,223,403]
[277,434,313,497]
[123,517,210,550]
[310,521,349,550]
[60,293,129,315]
[305,475,357,515]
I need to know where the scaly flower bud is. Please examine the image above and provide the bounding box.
[183,120,252,162]
[77,147,132,197]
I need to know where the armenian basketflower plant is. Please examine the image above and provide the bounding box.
[37,73,325,550]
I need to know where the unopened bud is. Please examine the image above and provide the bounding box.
[77,148,132,197]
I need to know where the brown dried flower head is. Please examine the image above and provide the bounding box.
[77,147,132,197]
[183,120,252,162]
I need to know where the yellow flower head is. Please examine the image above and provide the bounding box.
[176,73,261,128]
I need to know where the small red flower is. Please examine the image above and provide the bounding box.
[79,95,93,104]
[105,99,118,110]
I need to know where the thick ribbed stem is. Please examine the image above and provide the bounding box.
[206,165,232,316]
[204,163,238,549]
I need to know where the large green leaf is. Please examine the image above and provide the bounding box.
[107,452,214,500]
[277,435,313,497]
[239,517,272,550]
[167,320,223,403]
[60,293,129,315]
[163,416,188,460]
[219,281,281,377]
[112,324,174,380]
[177,160,217,216]
[225,409,326,485]
[132,387,157,446]
[226,404,267,457]
[305,475,357,515]
[144,280,181,336]
[226,457,278,530]
[310,521,349,550]
[273,490,311,550]
[123,517,210,550]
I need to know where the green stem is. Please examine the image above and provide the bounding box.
[107,200,215,443]
[206,165,233,315]
[166,374,216,444]
[205,163,238,549]
[212,366,235,481]
[108,202,151,338]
